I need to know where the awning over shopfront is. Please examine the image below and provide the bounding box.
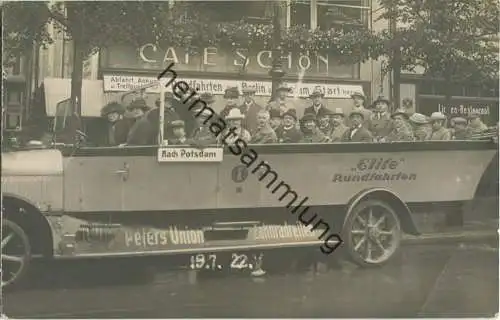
[43,78,107,117]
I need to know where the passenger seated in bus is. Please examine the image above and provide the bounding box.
[218,108,251,145]
[249,110,278,144]
[220,87,240,119]
[467,112,488,136]
[190,107,218,147]
[382,109,414,142]
[350,91,372,127]
[369,97,393,142]
[269,108,282,131]
[329,108,349,143]
[100,102,129,146]
[272,84,295,114]
[275,109,302,143]
[168,120,193,145]
[239,88,262,133]
[451,117,470,140]
[409,113,431,141]
[318,108,335,136]
[123,98,152,146]
[303,89,329,119]
[299,113,331,143]
[342,111,373,143]
[429,112,451,141]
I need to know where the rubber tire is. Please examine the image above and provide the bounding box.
[2,218,32,291]
[341,199,402,268]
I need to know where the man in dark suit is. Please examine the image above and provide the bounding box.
[303,88,329,119]
[342,111,373,143]
[239,87,262,133]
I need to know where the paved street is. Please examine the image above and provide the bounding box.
[3,238,498,318]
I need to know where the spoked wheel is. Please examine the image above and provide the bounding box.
[2,219,31,289]
[342,199,401,267]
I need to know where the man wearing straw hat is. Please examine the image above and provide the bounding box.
[239,87,262,133]
[303,88,329,119]
[409,113,432,141]
[330,108,349,142]
[218,108,251,145]
[428,111,451,141]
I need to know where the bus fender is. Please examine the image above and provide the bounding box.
[343,188,420,236]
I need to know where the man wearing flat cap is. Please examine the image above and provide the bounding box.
[100,101,129,146]
[330,108,349,142]
[409,113,432,141]
[428,112,451,141]
[467,111,488,136]
[168,120,193,145]
[299,113,331,143]
[303,88,329,119]
[190,106,218,147]
[350,90,373,127]
[342,110,373,142]
[383,109,414,142]
[275,109,302,143]
[451,117,471,140]
[239,87,262,133]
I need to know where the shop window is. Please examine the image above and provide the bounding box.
[317,0,365,30]
[195,1,271,23]
[4,112,22,131]
[290,0,311,28]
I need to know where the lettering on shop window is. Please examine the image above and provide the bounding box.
[332,158,418,183]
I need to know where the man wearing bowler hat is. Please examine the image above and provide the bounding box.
[350,90,372,127]
[304,88,329,119]
[342,110,373,142]
[275,108,302,143]
[369,96,393,141]
[273,83,295,114]
[239,87,262,133]
[330,108,349,142]
[220,87,240,119]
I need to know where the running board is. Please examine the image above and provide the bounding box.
[53,240,328,259]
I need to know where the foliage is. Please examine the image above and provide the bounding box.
[377,0,500,84]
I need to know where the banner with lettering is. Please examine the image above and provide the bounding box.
[102,74,364,99]
[419,97,499,125]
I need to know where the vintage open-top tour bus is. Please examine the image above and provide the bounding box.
[1,79,498,289]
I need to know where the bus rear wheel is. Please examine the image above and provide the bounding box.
[2,218,32,289]
[342,199,402,267]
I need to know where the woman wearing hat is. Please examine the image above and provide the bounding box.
[409,113,432,141]
[100,101,128,146]
[330,108,349,142]
[218,108,251,146]
[383,109,414,142]
[124,98,154,146]
[303,88,329,119]
[429,112,451,141]
[299,113,331,143]
[275,109,302,143]
[342,110,373,142]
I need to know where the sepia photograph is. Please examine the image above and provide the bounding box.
[1,0,499,318]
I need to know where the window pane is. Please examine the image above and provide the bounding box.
[290,2,310,28]
[318,0,364,30]
[194,1,271,23]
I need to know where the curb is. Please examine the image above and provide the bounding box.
[402,230,498,245]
